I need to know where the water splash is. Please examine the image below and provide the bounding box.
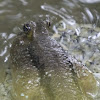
[41,4,76,25]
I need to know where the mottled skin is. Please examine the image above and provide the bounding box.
[10,20,98,100]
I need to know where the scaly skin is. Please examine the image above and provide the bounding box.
[10,20,98,100]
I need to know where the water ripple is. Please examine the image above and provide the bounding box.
[7,13,22,20]
[0,10,11,14]
[19,0,28,5]
[0,0,11,7]
[79,0,100,3]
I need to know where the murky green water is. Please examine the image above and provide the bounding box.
[0,0,100,100]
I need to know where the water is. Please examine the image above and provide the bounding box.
[0,0,100,100]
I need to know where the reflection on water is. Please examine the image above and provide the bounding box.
[0,0,100,100]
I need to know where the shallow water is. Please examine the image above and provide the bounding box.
[0,0,100,100]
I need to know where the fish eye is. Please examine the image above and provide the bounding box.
[46,20,51,28]
[23,24,31,33]
[47,21,51,27]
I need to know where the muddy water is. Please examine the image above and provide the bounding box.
[0,0,100,100]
